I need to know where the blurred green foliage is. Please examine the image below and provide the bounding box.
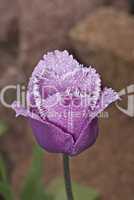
[0,156,14,200]
[20,146,52,200]
[0,145,100,200]
[48,179,100,200]
[0,146,52,200]
[0,120,8,136]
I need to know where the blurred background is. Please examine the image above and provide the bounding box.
[0,0,134,199]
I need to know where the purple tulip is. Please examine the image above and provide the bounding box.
[12,50,119,156]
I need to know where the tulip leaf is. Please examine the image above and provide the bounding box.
[47,179,101,200]
[20,145,52,200]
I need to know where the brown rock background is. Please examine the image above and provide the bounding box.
[69,8,134,90]
[0,0,18,42]
[18,0,104,77]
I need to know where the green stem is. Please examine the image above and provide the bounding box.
[63,154,74,200]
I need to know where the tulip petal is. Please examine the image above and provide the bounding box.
[43,50,81,75]
[29,118,75,155]
[72,118,99,155]
[40,93,91,140]
[89,87,119,120]
[12,101,43,122]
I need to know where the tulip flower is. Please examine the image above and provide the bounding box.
[12,50,119,156]
[12,50,119,200]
